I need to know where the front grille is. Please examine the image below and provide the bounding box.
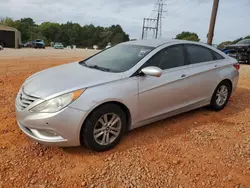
[16,88,39,110]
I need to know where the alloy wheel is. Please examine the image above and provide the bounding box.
[216,85,228,106]
[93,113,122,146]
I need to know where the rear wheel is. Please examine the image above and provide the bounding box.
[210,81,232,111]
[81,104,126,152]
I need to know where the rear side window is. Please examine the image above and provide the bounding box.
[144,45,185,70]
[212,51,225,60]
[185,44,214,64]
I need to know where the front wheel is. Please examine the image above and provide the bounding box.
[210,81,232,111]
[81,104,126,152]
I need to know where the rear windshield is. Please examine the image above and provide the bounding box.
[36,40,42,42]
[237,39,250,44]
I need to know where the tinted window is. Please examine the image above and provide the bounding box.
[144,45,185,70]
[81,44,154,73]
[186,44,214,64]
[237,39,250,44]
[213,51,225,60]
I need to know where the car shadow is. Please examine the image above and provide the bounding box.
[63,87,250,155]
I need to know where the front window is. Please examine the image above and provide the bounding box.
[143,45,185,70]
[80,44,154,72]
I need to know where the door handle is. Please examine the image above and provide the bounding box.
[215,65,218,68]
[181,74,187,78]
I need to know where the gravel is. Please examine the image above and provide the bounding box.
[0,49,250,187]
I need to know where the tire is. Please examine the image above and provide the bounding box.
[210,81,232,111]
[248,53,250,65]
[81,104,126,152]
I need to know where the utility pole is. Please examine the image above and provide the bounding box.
[155,0,166,39]
[141,0,166,40]
[141,18,158,40]
[207,0,220,45]
[141,18,145,40]
[155,12,160,39]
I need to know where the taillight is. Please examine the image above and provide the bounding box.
[233,63,240,70]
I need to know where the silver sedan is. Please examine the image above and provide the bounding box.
[16,39,239,151]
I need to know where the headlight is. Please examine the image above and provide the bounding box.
[29,89,85,113]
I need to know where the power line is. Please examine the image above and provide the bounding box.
[141,0,167,40]
[168,0,205,19]
[168,0,193,15]
[155,0,167,38]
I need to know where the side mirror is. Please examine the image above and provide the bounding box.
[141,66,163,77]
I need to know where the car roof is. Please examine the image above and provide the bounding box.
[241,39,250,43]
[122,39,182,47]
[121,39,227,58]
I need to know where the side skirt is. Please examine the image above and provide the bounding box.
[131,100,209,130]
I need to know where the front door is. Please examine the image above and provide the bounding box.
[138,44,192,122]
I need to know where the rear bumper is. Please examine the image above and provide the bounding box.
[232,71,239,92]
[34,44,45,48]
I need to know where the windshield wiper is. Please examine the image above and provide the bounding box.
[88,65,111,72]
[79,61,111,72]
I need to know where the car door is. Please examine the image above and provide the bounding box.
[182,44,222,105]
[138,44,194,122]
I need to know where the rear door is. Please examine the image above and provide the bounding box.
[182,44,223,105]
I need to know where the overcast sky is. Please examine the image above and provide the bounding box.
[0,0,249,44]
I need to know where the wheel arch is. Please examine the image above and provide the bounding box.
[211,79,233,102]
[79,101,132,144]
[221,79,233,92]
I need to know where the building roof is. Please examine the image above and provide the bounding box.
[0,25,19,32]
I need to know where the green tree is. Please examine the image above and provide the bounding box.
[218,35,250,49]
[1,17,130,48]
[176,31,200,42]
[0,17,16,27]
[218,41,232,49]
[232,37,243,44]
[40,22,60,42]
[16,18,36,42]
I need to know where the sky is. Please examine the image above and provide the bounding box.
[0,0,249,44]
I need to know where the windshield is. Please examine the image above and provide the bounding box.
[81,44,154,72]
[237,39,250,44]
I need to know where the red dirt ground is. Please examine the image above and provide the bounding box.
[0,50,249,188]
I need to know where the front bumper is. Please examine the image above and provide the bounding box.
[16,105,88,147]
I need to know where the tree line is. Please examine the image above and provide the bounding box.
[0,17,249,49]
[217,36,250,49]
[0,17,130,49]
[175,31,250,49]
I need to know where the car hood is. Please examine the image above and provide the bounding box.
[23,62,123,99]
